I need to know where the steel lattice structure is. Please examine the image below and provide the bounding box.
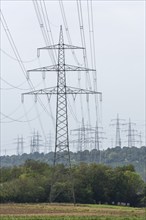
[22,25,102,204]
[110,114,125,148]
[22,25,102,167]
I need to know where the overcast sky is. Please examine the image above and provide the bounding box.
[1,0,145,155]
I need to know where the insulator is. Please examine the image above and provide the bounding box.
[72,94,76,101]
[21,95,24,103]
[100,93,102,102]
[42,71,46,80]
[86,94,89,102]
[34,94,37,103]
[37,49,40,58]
[47,94,51,102]
[26,71,29,80]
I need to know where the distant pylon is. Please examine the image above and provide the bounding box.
[128,119,132,147]
[89,123,106,151]
[70,118,94,153]
[30,130,42,153]
[14,135,24,155]
[44,132,53,154]
[124,118,137,147]
[110,114,125,147]
[137,131,143,147]
[70,124,106,155]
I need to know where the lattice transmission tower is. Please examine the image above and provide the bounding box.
[124,118,138,147]
[14,135,24,155]
[30,130,42,153]
[22,26,101,202]
[110,114,125,147]
[70,119,94,152]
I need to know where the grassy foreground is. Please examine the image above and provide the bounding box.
[0,217,145,220]
[0,203,145,220]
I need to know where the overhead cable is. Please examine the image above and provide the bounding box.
[0,10,52,140]
[59,0,81,65]
[0,111,42,123]
[32,0,56,64]
[0,48,38,63]
[76,0,92,126]
[0,76,43,91]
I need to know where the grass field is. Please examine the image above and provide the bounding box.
[0,203,145,220]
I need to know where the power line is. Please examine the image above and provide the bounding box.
[0,76,44,91]
[87,0,103,149]
[32,1,63,135]
[0,10,52,140]
[32,1,57,129]
[22,104,32,133]
[1,103,22,120]
[0,77,27,90]
[59,0,91,132]
[76,0,92,128]
[0,111,41,123]
[76,0,92,89]
[1,102,49,124]
[32,0,56,64]
[59,0,81,65]
[0,48,38,63]
[42,0,58,60]
[68,97,80,124]
[42,80,55,128]
[87,0,100,106]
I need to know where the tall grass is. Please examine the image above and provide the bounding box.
[0,216,144,220]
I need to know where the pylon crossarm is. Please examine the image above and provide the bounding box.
[22,86,101,95]
[70,139,95,143]
[21,86,102,103]
[111,119,125,122]
[22,87,56,95]
[21,86,57,103]
[63,64,95,72]
[37,44,84,54]
[71,127,95,132]
[27,64,59,73]
[66,86,102,95]
[27,64,95,73]
[90,131,105,134]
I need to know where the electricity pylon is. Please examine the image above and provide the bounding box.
[71,125,105,152]
[70,119,95,152]
[137,131,143,147]
[89,125,106,151]
[44,132,54,154]
[22,26,101,203]
[124,118,137,147]
[30,130,42,153]
[110,114,125,147]
[14,135,24,155]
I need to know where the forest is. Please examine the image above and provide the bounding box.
[0,160,146,207]
[1,146,146,181]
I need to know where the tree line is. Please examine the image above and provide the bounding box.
[0,160,145,207]
[1,146,146,181]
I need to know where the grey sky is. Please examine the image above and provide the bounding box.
[1,0,145,155]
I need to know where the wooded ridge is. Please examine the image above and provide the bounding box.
[1,146,145,181]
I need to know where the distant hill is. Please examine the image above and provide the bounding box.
[0,146,146,181]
